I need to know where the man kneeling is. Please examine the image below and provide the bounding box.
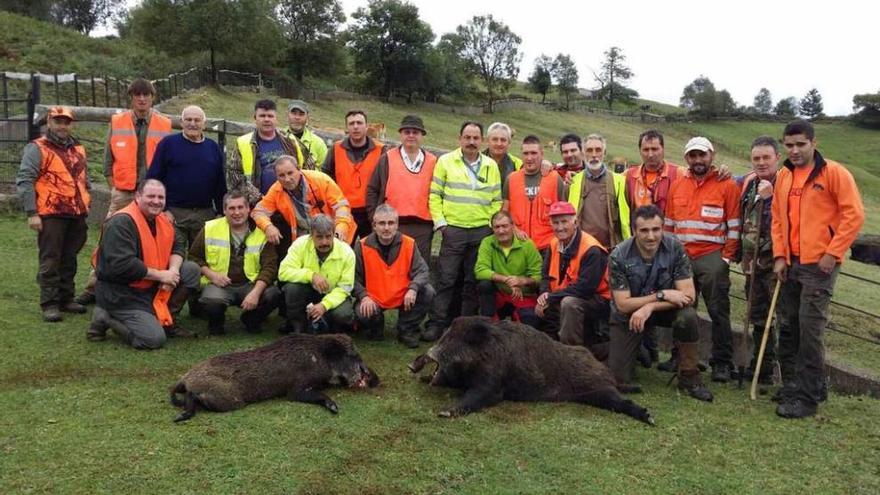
[279,214,355,334]
[189,191,280,335]
[607,205,712,401]
[354,204,434,347]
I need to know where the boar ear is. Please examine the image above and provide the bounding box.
[322,338,347,359]
[463,320,492,345]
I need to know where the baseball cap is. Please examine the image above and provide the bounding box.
[548,201,577,217]
[684,136,714,154]
[288,100,309,113]
[47,106,75,121]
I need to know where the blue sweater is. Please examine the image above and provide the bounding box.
[146,133,226,211]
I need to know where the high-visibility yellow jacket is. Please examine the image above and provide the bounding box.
[429,148,502,229]
[285,127,328,167]
[278,235,355,310]
[235,131,308,181]
[201,217,267,287]
[568,169,631,245]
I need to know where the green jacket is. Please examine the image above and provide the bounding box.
[285,126,328,166]
[474,235,543,295]
[429,148,502,229]
[568,168,631,245]
[278,235,355,310]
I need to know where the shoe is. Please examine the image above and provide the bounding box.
[165,323,197,338]
[42,306,62,322]
[87,306,111,341]
[711,364,731,383]
[776,399,817,419]
[73,291,95,306]
[420,325,444,342]
[398,332,420,349]
[637,345,652,369]
[771,384,796,403]
[657,354,678,373]
[679,383,714,402]
[60,301,87,314]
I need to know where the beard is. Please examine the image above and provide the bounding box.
[587,160,604,172]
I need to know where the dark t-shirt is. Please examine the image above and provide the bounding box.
[257,135,286,194]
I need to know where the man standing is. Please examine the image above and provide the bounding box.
[536,201,612,356]
[554,133,586,184]
[607,205,712,401]
[353,204,434,348]
[146,105,226,247]
[87,179,201,349]
[366,115,437,261]
[665,137,741,383]
[228,99,311,203]
[285,99,328,165]
[322,110,384,241]
[423,121,502,341]
[278,215,356,334]
[76,78,172,305]
[475,210,543,328]
[189,191,280,335]
[17,106,90,321]
[567,133,631,250]
[502,135,565,253]
[485,122,522,185]
[771,119,864,418]
[624,130,682,218]
[738,136,782,384]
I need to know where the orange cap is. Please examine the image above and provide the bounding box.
[47,106,75,121]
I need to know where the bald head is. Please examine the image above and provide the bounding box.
[181,105,206,141]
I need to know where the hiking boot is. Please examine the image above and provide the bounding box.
[657,348,678,373]
[420,325,444,342]
[679,382,714,402]
[74,291,95,306]
[398,330,420,349]
[87,306,116,342]
[776,399,817,419]
[60,301,87,314]
[711,363,731,383]
[771,384,796,403]
[165,323,197,339]
[42,306,63,322]
[677,342,713,402]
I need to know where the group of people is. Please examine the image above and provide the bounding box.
[17,78,864,419]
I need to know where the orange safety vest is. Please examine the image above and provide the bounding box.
[625,161,680,211]
[506,170,558,250]
[361,235,415,309]
[33,137,91,216]
[109,110,172,191]
[548,231,611,299]
[384,147,436,221]
[95,202,175,326]
[333,141,384,209]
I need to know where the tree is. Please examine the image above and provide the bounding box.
[799,88,824,119]
[126,0,283,84]
[595,46,634,110]
[346,0,434,99]
[527,55,553,103]
[852,90,880,128]
[419,35,475,102]
[774,96,798,117]
[753,87,773,114]
[552,53,578,110]
[451,14,522,112]
[277,0,346,84]
[679,75,738,118]
[1,0,122,33]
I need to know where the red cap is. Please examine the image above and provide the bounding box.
[548,201,576,217]
[47,106,75,121]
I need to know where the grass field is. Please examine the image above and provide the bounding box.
[1,216,879,494]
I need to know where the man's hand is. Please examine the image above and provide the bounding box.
[311,273,330,293]
[535,292,550,317]
[357,296,379,318]
[403,289,417,311]
[208,271,232,288]
[27,215,42,232]
[307,302,327,322]
[156,269,180,287]
[716,164,732,180]
[514,228,529,241]
[264,224,282,245]
[818,253,837,275]
[163,210,175,223]
[334,225,348,241]
[241,289,260,311]
[662,289,693,308]
[773,257,788,282]
[629,304,654,332]
[540,159,554,177]
[757,179,774,199]
[510,286,524,301]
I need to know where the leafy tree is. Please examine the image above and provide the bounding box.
[774,96,798,117]
[799,88,824,119]
[753,87,773,114]
[852,90,880,128]
[419,35,475,102]
[595,46,634,110]
[125,0,283,83]
[277,0,346,84]
[680,75,737,118]
[527,55,553,103]
[1,0,122,34]
[595,82,639,106]
[451,14,522,112]
[552,53,578,110]
[346,0,434,99]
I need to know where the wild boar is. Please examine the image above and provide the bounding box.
[409,316,654,425]
[170,333,379,422]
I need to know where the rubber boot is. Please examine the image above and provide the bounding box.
[677,342,713,402]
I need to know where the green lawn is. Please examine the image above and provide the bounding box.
[1,216,879,494]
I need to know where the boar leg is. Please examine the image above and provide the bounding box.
[408,353,433,373]
[439,385,503,418]
[289,388,339,414]
[173,392,199,422]
[576,388,655,426]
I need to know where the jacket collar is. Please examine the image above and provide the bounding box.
[341,136,377,153]
[362,231,401,250]
[783,150,826,184]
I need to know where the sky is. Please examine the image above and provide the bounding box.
[99,0,877,116]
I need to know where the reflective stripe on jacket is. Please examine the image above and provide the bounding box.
[568,169,631,245]
[429,148,502,229]
[110,110,171,191]
[201,217,266,287]
[664,168,741,260]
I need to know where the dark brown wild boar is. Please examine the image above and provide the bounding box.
[409,316,654,425]
[170,333,379,422]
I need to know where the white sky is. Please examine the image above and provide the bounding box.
[100,0,877,116]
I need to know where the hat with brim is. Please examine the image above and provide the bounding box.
[288,100,309,113]
[399,114,427,135]
[47,106,75,121]
[684,136,714,154]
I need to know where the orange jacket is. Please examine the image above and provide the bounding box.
[109,110,172,191]
[624,161,682,212]
[252,170,356,244]
[32,136,91,216]
[548,231,611,299]
[506,170,558,250]
[664,168,741,260]
[384,147,436,221]
[771,151,864,265]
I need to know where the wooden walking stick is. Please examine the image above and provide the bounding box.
[751,278,782,400]
[737,198,764,389]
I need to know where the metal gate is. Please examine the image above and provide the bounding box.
[0,73,39,188]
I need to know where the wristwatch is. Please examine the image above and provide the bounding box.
[655,290,665,301]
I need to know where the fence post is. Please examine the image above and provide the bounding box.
[73,74,79,106]
[218,119,227,150]
[104,75,110,107]
[54,73,59,104]
[91,75,97,106]
[1,72,8,119]
[116,78,122,107]
[27,74,41,141]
